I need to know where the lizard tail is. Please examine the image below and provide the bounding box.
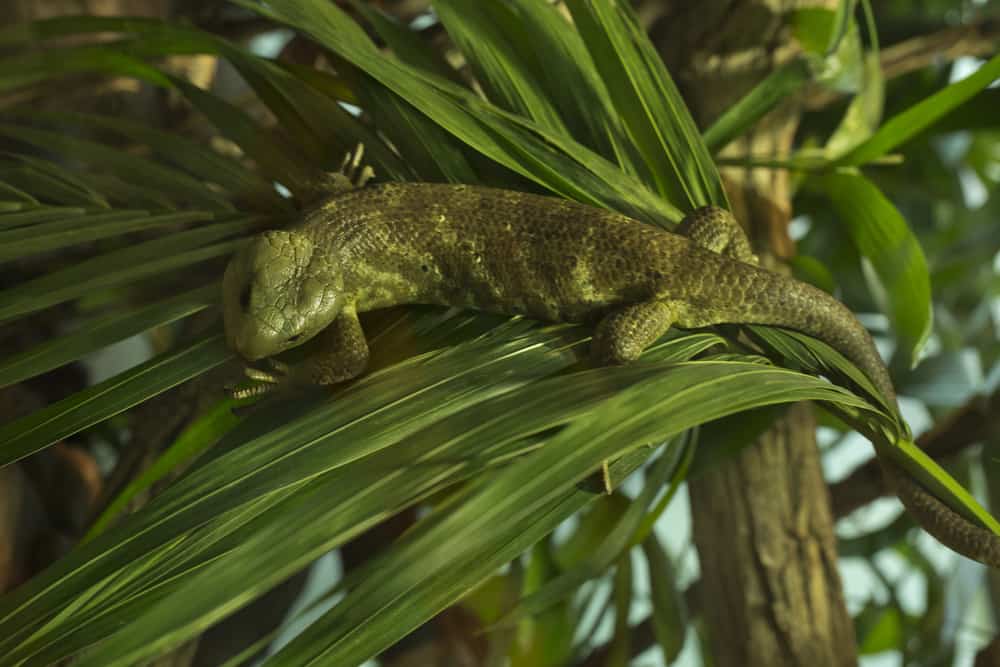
[737,269,895,403]
[741,270,1000,566]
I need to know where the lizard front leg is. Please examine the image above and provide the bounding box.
[295,305,370,385]
[236,306,369,398]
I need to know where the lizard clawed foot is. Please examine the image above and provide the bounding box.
[297,144,376,204]
[228,360,293,400]
[339,143,375,189]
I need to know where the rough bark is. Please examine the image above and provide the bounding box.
[651,1,858,664]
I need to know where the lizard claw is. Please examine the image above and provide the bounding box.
[339,144,375,189]
[297,144,376,205]
[229,383,276,400]
[229,360,293,399]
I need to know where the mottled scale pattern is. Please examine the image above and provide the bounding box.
[295,183,892,400]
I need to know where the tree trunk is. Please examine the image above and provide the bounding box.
[650,1,858,664]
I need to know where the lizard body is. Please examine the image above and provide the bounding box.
[224,182,888,394]
[221,160,1000,568]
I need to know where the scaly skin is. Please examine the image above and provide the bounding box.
[221,167,1000,567]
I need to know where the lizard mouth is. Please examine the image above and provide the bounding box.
[232,329,273,362]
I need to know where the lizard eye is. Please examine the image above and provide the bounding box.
[288,333,302,343]
[239,285,252,310]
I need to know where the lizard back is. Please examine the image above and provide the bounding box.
[298,183,730,322]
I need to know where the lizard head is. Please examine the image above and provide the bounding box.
[223,230,345,361]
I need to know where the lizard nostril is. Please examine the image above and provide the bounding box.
[240,285,252,310]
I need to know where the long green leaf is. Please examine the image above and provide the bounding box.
[433,1,568,134]
[0,205,86,228]
[2,154,110,207]
[85,396,242,541]
[493,0,639,172]
[0,210,212,261]
[261,363,876,666]
[703,58,814,152]
[0,219,249,322]
[0,284,218,389]
[0,335,230,466]
[0,42,171,92]
[234,0,682,225]
[839,51,1000,165]
[0,323,581,660]
[814,171,932,366]
[0,123,234,211]
[20,111,272,197]
[564,0,725,208]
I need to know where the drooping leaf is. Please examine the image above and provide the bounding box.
[839,51,1000,166]
[812,171,932,367]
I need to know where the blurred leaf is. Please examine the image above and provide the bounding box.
[167,76,309,189]
[789,254,837,294]
[19,110,269,196]
[347,0,456,80]
[0,220,247,322]
[433,1,567,135]
[703,58,813,153]
[840,51,1000,166]
[502,441,681,623]
[85,394,243,541]
[0,284,218,389]
[826,51,884,157]
[0,335,231,465]
[813,172,932,368]
[509,542,576,667]
[791,7,838,55]
[791,4,862,89]
[605,554,633,667]
[642,531,687,663]
[0,42,171,93]
[2,154,111,207]
[856,602,903,654]
[556,493,631,570]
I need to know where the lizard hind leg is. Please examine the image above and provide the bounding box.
[591,300,680,366]
[677,206,758,265]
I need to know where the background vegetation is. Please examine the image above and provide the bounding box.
[0,0,997,665]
